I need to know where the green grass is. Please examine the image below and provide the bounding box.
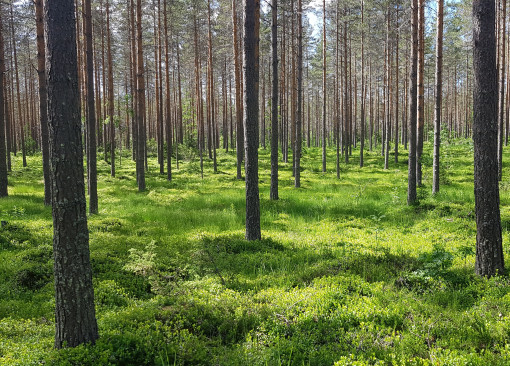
[2,139,510,365]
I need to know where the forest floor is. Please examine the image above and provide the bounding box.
[2,139,510,365]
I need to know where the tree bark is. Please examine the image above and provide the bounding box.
[473,0,505,276]
[44,0,99,348]
[432,0,444,194]
[408,0,418,205]
[416,0,425,186]
[295,0,303,188]
[322,0,327,173]
[35,0,50,205]
[136,0,146,191]
[498,0,506,180]
[83,0,98,213]
[233,0,244,179]
[0,3,6,198]
[244,0,261,241]
[270,0,279,200]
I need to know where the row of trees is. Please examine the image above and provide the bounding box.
[0,0,505,348]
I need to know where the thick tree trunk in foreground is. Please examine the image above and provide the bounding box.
[244,0,261,241]
[44,0,99,348]
[473,0,505,277]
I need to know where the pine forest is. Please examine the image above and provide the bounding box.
[1,0,510,364]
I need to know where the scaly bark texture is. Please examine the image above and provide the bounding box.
[473,0,505,277]
[244,0,261,241]
[44,0,99,348]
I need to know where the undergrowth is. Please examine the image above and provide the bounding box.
[1,140,510,365]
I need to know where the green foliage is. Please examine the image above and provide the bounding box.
[2,142,510,365]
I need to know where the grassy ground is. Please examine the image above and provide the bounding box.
[2,139,510,365]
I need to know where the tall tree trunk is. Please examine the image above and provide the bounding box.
[322,0,327,173]
[416,0,425,186]
[360,0,365,168]
[295,0,303,188]
[0,3,6,198]
[270,0,279,200]
[498,0,506,180]
[84,0,98,213]
[432,0,444,194]
[164,0,172,181]
[136,0,146,191]
[244,0,261,241]
[473,0,505,276]
[35,0,50,204]
[106,0,115,177]
[11,3,26,168]
[44,0,99,348]
[208,0,217,173]
[408,0,418,205]
[233,0,244,179]
[394,7,400,164]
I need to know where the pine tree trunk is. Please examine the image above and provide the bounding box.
[295,0,303,188]
[408,0,418,205]
[473,0,505,277]
[82,0,98,213]
[44,0,99,347]
[432,0,444,194]
[244,0,261,241]
[270,0,279,200]
[498,0,506,180]
[0,3,6,198]
[164,0,172,181]
[233,0,244,179]
[136,0,146,191]
[322,0,327,173]
[416,0,425,186]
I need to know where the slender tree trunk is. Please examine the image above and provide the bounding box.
[498,0,506,180]
[394,7,400,164]
[416,0,425,186]
[270,0,279,200]
[244,0,261,241]
[44,0,99,348]
[473,0,505,276]
[208,0,217,173]
[233,0,244,179]
[322,0,327,172]
[83,0,98,213]
[295,0,303,188]
[0,3,6,198]
[408,0,418,204]
[136,0,146,191]
[432,0,444,194]
[164,0,172,181]
[11,3,26,168]
[34,0,50,204]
